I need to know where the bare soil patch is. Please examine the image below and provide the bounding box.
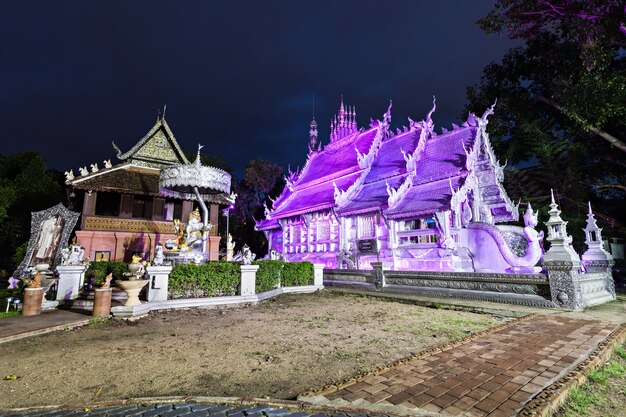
[0,291,504,408]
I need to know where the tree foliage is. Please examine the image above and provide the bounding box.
[468,0,626,201]
[229,159,284,257]
[0,152,67,273]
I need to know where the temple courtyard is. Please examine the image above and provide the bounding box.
[0,290,625,416]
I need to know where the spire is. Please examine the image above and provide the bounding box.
[544,188,580,263]
[329,96,358,142]
[308,116,319,153]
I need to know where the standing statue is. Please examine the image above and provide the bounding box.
[226,234,235,261]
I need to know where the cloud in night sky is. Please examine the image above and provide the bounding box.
[0,0,516,176]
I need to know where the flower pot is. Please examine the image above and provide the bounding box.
[23,288,44,316]
[93,288,112,317]
[116,279,149,307]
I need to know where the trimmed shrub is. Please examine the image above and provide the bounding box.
[254,260,284,293]
[85,261,128,286]
[168,261,240,299]
[281,261,314,287]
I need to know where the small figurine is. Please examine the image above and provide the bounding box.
[90,163,99,173]
[64,170,75,181]
[28,272,42,288]
[103,159,112,169]
[79,166,89,176]
[241,244,256,265]
[226,234,235,261]
[153,243,165,266]
[101,272,113,289]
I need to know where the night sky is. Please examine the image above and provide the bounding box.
[1,1,516,177]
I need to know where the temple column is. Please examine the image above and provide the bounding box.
[209,204,219,235]
[181,200,193,223]
[81,191,97,229]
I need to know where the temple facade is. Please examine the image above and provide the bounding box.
[66,114,225,262]
[256,98,541,273]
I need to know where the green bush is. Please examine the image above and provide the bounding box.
[85,261,128,286]
[168,261,240,299]
[281,261,314,287]
[253,260,284,293]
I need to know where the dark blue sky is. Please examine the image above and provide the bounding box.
[1,1,516,176]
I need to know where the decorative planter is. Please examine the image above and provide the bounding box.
[93,288,112,317]
[23,288,44,316]
[116,279,149,307]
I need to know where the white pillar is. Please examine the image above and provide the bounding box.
[55,265,88,301]
[313,264,324,287]
[240,265,259,296]
[146,265,172,302]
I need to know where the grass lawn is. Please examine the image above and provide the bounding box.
[556,343,626,417]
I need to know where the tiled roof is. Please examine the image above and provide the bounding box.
[71,164,161,195]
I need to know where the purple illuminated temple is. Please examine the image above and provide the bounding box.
[255,97,616,309]
[257,97,534,271]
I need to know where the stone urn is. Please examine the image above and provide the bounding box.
[116,279,149,307]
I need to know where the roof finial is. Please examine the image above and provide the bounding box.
[162,104,167,119]
[195,143,204,165]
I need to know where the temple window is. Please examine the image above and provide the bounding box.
[132,195,154,219]
[317,221,330,241]
[398,217,439,246]
[292,224,302,244]
[358,215,376,239]
[163,199,183,221]
[94,192,121,217]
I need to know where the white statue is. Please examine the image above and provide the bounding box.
[226,234,234,261]
[79,166,89,176]
[153,243,165,266]
[64,170,74,181]
[62,244,85,265]
[90,163,99,173]
[241,244,256,265]
[103,159,112,169]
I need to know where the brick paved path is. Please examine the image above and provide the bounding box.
[0,403,385,417]
[0,309,89,344]
[305,316,616,417]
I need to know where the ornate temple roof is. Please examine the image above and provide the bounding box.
[70,163,161,195]
[258,98,519,229]
[112,115,189,169]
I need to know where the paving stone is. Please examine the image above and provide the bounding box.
[160,407,192,417]
[262,409,292,417]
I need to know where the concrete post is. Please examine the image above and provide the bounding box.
[56,265,88,301]
[544,260,584,309]
[146,265,173,302]
[313,264,324,287]
[240,265,259,296]
[371,261,385,290]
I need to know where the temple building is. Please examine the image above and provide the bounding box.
[256,98,535,273]
[66,114,228,262]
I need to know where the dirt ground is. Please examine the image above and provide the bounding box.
[0,291,504,408]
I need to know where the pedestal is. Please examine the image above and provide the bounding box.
[23,288,44,316]
[56,265,88,301]
[313,264,324,287]
[93,288,112,317]
[240,265,259,296]
[371,262,386,290]
[208,235,221,261]
[146,265,173,302]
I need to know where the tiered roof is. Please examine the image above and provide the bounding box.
[258,98,518,230]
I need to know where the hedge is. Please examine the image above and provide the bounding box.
[281,261,314,287]
[85,261,128,286]
[168,261,240,299]
[253,260,284,293]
